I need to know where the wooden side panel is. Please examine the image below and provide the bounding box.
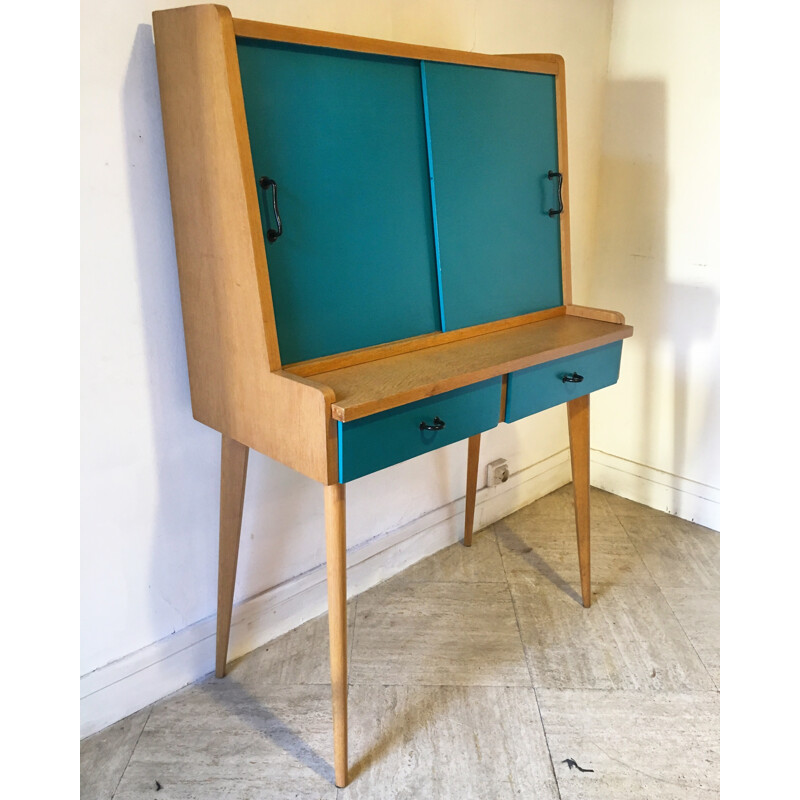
[566,305,626,324]
[153,4,335,483]
[153,4,278,381]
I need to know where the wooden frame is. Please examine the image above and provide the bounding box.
[153,3,631,481]
[152,4,633,788]
[232,17,562,76]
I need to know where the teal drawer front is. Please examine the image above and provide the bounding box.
[505,342,623,423]
[339,378,502,482]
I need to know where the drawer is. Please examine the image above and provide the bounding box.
[338,378,502,482]
[505,341,623,424]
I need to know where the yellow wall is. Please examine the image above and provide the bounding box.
[586,0,719,525]
[81,0,719,735]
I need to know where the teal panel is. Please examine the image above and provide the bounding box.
[236,39,441,364]
[505,342,623,424]
[339,378,502,482]
[423,62,562,331]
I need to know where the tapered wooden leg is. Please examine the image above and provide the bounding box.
[567,394,591,608]
[463,434,481,547]
[216,435,249,678]
[324,483,348,788]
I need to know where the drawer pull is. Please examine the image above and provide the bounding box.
[419,416,446,431]
[548,170,564,217]
[258,176,283,243]
[562,372,584,383]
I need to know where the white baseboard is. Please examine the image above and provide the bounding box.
[590,449,720,531]
[80,449,571,739]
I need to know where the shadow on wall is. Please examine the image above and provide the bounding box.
[588,80,719,493]
[122,24,221,651]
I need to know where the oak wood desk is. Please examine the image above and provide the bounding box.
[153,5,633,787]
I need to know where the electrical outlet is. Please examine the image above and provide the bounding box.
[487,458,510,487]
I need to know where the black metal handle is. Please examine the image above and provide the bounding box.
[562,372,584,383]
[259,176,282,242]
[419,416,446,431]
[548,170,563,217]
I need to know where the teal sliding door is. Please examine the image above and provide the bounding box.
[237,40,440,364]
[422,62,563,331]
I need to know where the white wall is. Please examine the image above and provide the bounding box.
[585,0,720,527]
[81,0,615,735]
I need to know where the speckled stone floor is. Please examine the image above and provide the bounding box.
[81,485,719,799]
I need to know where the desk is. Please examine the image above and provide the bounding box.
[152,5,633,787]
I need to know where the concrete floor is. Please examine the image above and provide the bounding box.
[81,485,720,799]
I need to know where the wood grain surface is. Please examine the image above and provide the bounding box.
[314,316,632,421]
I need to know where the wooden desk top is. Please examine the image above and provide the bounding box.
[303,315,633,422]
